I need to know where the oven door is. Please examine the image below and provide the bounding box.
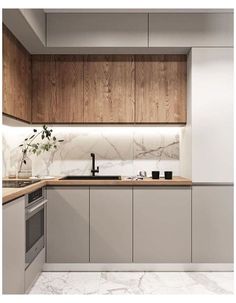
[25,199,47,268]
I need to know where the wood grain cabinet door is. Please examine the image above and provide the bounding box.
[133,187,191,263]
[84,55,135,123]
[32,55,84,123]
[135,55,187,123]
[3,25,31,122]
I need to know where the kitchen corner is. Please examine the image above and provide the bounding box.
[1,6,234,296]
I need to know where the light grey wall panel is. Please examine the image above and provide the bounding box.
[134,187,191,263]
[47,13,148,47]
[90,187,132,263]
[47,187,89,263]
[192,186,234,263]
[149,13,233,47]
[2,197,25,294]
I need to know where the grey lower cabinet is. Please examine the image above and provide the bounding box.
[47,187,90,263]
[90,187,132,263]
[133,187,191,263]
[2,197,25,294]
[192,186,234,263]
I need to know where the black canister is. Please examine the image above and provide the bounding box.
[152,171,160,179]
[164,171,173,179]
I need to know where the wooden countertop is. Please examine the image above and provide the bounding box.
[2,176,192,205]
[2,180,47,205]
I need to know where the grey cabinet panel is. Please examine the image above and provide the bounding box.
[90,187,132,263]
[149,13,233,47]
[47,13,148,47]
[47,187,89,263]
[134,187,191,263]
[192,186,233,263]
[25,248,45,293]
[3,197,25,294]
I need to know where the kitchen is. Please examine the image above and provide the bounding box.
[1,5,234,297]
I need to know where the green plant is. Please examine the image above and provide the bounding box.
[18,125,64,171]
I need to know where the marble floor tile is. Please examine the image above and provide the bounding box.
[29,272,234,295]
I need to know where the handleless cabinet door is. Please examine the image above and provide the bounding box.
[192,186,234,263]
[135,55,187,123]
[3,25,31,122]
[47,187,89,263]
[84,55,135,123]
[90,187,132,262]
[134,187,191,263]
[3,197,25,294]
[32,55,84,123]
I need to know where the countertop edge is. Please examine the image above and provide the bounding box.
[2,177,192,204]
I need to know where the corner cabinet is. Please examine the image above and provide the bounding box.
[47,187,90,263]
[3,25,31,122]
[133,187,191,263]
[2,197,25,294]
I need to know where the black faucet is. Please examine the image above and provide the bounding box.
[91,153,99,176]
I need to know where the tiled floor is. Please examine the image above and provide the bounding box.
[29,272,234,295]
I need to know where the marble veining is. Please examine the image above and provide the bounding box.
[29,272,234,295]
[2,126,180,177]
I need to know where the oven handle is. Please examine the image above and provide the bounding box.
[27,199,48,213]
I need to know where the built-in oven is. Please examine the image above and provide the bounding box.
[25,187,47,269]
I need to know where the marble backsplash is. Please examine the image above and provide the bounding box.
[2,126,180,178]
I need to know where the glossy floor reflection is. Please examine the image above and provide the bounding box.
[29,272,234,295]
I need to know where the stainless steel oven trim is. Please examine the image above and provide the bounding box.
[25,193,47,269]
[25,187,46,208]
[26,199,48,219]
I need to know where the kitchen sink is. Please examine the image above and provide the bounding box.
[60,175,122,180]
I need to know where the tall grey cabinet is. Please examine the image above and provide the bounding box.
[2,197,25,294]
[133,187,191,263]
[47,187,90,263]
[90,187,132,263]
[192,186,233,263]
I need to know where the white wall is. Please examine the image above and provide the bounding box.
[191,48,234,182]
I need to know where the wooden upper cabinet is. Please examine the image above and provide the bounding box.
[32,55,84,123]
[135,55,187,123]
[84,55,135,123]
[3,25,31,122]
